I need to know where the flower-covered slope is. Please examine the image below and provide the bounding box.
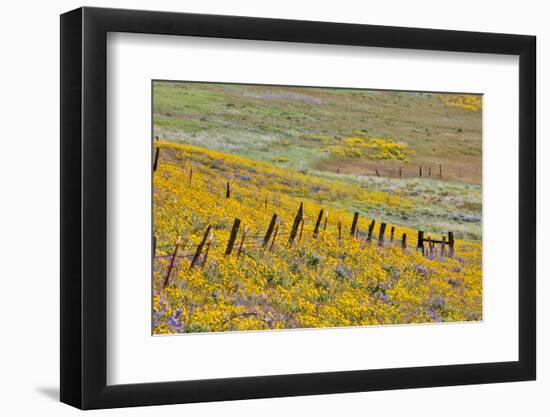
[153,141,482,334]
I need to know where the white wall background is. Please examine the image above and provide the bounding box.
[0,0,545,415]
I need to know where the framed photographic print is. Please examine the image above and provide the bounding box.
[60,6,536,409]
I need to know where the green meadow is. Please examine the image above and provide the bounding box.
[153,81,482,240]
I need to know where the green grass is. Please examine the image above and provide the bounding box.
[152,81,482,240]
[310,171,482,240]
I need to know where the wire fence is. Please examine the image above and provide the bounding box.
[153,148,459,287]
[153,202,456,287]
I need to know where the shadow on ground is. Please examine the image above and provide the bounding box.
[36,386,59,401]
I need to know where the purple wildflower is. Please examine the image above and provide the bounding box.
[412,264,428,276]
[447,277,462,287]
[335,263,353,280]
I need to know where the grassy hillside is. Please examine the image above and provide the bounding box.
[153,81,482,183]
[153,82,483,240]
[153,142,482,334]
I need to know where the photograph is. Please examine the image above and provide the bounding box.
[151,81,483,334]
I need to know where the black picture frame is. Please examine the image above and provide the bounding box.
[60,6,536,410]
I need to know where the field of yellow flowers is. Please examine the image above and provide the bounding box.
[153,141,482,334]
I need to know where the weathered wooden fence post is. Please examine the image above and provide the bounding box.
[375,168,381,177]
[390,226,395,243]
[399,167,402,178]
[350,212,359,237]
[201,232,214,269]
[419,166,422,177]
[225,218,241,255]
[163,236,181,287]
[401,233,407,250]
[439,163,442,178]
[313,209,324,238]
[441,236,447,256]
[237,226,248,259]
[323,211,329,231]
[189,166,193,186]
[288,203,303,246]
[337,218,342,240]
[226,180,231,199]
[263,214,278,248]
[190,225,212,268]
[367,220,375,242]
[428,236,433,255]
[448,231,455,257]
[417,231,425,255]
[153,147,160,172]
[378,222,387,246]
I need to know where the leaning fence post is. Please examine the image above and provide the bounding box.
[298,217,305,242]
[323,211,329,231]
[263,214,278,247]
[417,231,424,255]
[153,147,160,172]
[390,226,395,243]
[288,203,303,246]
[375,168,381,177]
[378,223,387,246]
[190,225,212,268]
[313,209,324,238]
[225,218,241,255]
[163,236,181,287]
[401,233,407,250]
[237,226,248,259]
[350,212,359,237]
[367,220,375,242]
